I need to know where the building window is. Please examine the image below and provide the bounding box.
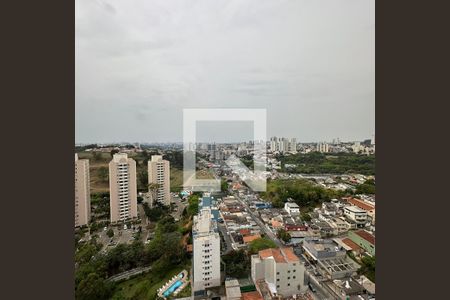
[276,272,280,275]
[288,277,290,280]
[277,285,280,288]
[287,283,290,286]
[293,276,296,279]
[277,278,280,281]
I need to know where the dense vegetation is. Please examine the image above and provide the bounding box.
[280,152,375,175]
[75,216,187,300]
[358,256,376,283]
[277,228,291,243]
[222,250,250,278]
[355,179,376,194]
[261,179,346,209]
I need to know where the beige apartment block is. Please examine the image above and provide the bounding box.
[109,153,138,223]
[75,153,91,227]
[251,247,307,298]
[148,155,171,206]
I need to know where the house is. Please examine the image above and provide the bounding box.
[284,202,300,216]
[346,197,376,225]
[343,206,368,227]
[348,230,375,256]
[243,234,262,244]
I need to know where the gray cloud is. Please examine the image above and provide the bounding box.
[76,0,375,143]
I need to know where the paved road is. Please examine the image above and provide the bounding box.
[171,194,187,220]
[233,191,283,247]
[107,266,152,282]
[217,222,233,254]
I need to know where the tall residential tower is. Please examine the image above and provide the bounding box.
[148,155,171,206]
[193,207,221,295]
[109,153,138,223]
[75,153,91,227]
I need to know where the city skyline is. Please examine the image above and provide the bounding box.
[76,0,374,144]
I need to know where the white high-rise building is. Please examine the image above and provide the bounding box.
[317,142,330,153]
[109,153,138,223]
[288,138,297,153]
[148,155,171,206]
[193,207,221,295]
[75,154,90,227]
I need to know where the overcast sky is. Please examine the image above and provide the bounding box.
[76,0,374,143]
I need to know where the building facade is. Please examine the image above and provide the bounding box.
[193,207,221,295]
[348,230,375,256]
[75,153,91,227]
[148,155,171,206]
[109,153,138,223]
[251,247,306,298]
[343,206,368,226]
[284,202,300,216]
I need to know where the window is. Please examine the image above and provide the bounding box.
[293,269,296,272]
[276,272,280,275]
[277,285,280,288]
[293,276,296,279]
[288,277,290,280]
[288,270,290,273]
[277,278,280,282]
[287,283,290,286]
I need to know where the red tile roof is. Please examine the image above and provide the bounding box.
[241,291,263,300]
[243,234,261,243]
[342,238,362,251]
[282,247,300,262]
[258,247,300,263]
[355,230,375,245]
[239,229,251,236]
[347,198,375,211]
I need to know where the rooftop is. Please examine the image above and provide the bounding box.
[243,234,261,244]
[347,198,375,211]
[285,202,300,208]
[354,230,375,245]
[258,247,299,263]
[344,206,367,213]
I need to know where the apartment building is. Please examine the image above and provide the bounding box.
[75,153,91,227]
[284,202,300,216]
[109,153,138,223]
[251,247,307,298]
[316,142,330,153]
[193,207,221,295]
[148,155,171,206]
[343,206,368,226]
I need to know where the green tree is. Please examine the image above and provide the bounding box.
[222,250,250,278]
[76,273,114,300]
[358,256,376,283]
[106,228,114,238]
[110,149,120,158]
[97,167,108,182]
[277,229,291,243]
[92,151,102,162]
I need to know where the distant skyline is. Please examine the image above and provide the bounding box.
[76,0,375,144]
